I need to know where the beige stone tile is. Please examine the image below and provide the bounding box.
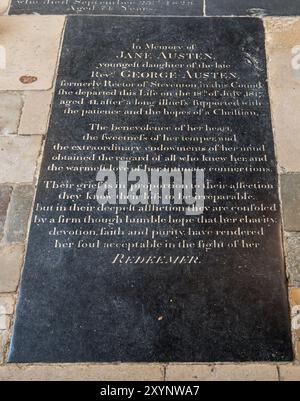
[291,288,300,339]
[166,364,278,381]
[285,233,300,285]
[0,16,65,91]
[0,0,11,15]
[265,18,300,172]
[0,185,12,240]
[0,92,23,136]
[0,315,10,330]
[281,174,300,231]
[0,136,42,183]
[265,18,300,49]
[18,90,53,136]
[4,184,34,243]
[166,364,215,381]
[0,364,164,381]
[297,341,300,362]
[0,245,24,292]
[280,364,300,381]
[0,294,15,314]
[0,330,8,364]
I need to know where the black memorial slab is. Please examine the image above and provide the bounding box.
[9,17,293,363]
[207,0,300,16]
[9,0,203,15]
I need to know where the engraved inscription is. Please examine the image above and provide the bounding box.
[9,17,292,363]
[9,0,203,15]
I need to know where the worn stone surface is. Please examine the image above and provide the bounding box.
[0,295,15,315]
[9,0,203,16]
[0,331,8,364]
[166,364,278,381]
[4,185,34,243]
[265,18,300,173]
[0,245,24,293]
[0,185,12,241]
[0,364,164,381]
[0,16,65,90]
[0,315,10,331]
[207,1,300,16]
[0,136,42,183]
[285,234,300,285]
[290,288,300,339]
[18,90,53,136]
[280,364,300,381]
[281,174,300,231]
[0,93,23,136]
[0,0,10,14]
[265,17,300,49]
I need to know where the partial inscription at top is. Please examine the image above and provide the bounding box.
[9,0,203,15]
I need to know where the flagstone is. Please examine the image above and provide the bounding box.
[280,364,300,381]
[0,0,10,14]
[0,136,42,183]
[166,364,278,381]
[285,234,300,285]
[18,90,53,136]
[265,18,300,172]
[0,364,164,381]
[4,185,34,243]
[0,185,12,240]
[281,174,300,231]
[0,16,65,91]
[0,245,24,293]
[0,92,23,136]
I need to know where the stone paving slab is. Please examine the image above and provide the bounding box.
[0,295,15,315]
[0,136,42,183]
[18,90,53,136]
[207,0,300,16]
[279,364,300,380]
[0,92,23,136]
[281,174,300,231]
[290,288,300,338]
[0,10,299,380]
[0,0,10,15]
[165,364,279,381]
[0,185,12,240]
[0,364,165,381]
[4,184,34,243]
[286,234,300,286]
[9,0,204,16]
[0,16,65,91]
[265,18,300,173]
[0,245,24,293]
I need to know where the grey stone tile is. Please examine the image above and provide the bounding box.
[281,174,300,231]
[0,185,12,241]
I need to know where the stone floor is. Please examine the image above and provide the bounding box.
[0,4,299,381]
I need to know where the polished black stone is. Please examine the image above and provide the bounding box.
[207,0,300,16]
[9,16,293,363]
[9,0,203,15]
